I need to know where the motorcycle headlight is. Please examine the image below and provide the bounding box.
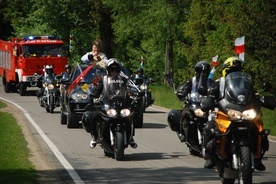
[227,109,256,120]
[120,109,131,117]
[107,109,117,117]
[140,84,147,90]
[242,109,257,120]
[47,84,55,90]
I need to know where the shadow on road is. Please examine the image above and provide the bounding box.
[142,122,167,129]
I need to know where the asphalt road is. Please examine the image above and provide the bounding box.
[0,81,276,184]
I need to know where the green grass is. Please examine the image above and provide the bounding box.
[0,101,37,184]
[151,85,182,110]
[152,85,276,136]
[262,108,276,135]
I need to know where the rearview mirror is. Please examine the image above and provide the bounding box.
[200,97,214,111]
[263,82,272,92]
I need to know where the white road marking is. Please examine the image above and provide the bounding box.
[0,97,84,184]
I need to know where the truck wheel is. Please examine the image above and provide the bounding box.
[19,83,27,96]
[2,76,6,86]
[4,81,12,93]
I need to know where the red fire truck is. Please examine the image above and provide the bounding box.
[0,35,68,96]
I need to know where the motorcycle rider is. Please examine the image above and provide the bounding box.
[81,39,108,67]
[203,56,266,170]
[62,64,71,80]
[170,61,211,143]
[87,58,137,149]
[133,67,154,105]
[37,65,60,107]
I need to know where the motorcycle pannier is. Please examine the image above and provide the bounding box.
[167,109,182,132]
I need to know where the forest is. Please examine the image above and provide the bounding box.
[0,0,275,94]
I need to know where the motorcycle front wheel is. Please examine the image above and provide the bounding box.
[238,146,253,184]
[49,95,55,113]
[114,130,125,161]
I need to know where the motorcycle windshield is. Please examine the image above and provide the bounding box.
[224,72,254,104]
[104,74,128,100]
[133,75,144,86]
[45,74,55,84]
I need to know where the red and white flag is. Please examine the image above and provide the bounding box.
[235,36,245,61]
[212,55,218,67]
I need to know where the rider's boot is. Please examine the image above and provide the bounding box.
[204,139,216,169]
[255,159,266,171]
[89,135,97,148]
[204,158,216,169]
[56,97,60,107]
[39,97,45,107]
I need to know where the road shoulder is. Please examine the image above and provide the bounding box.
[0,101,63,183]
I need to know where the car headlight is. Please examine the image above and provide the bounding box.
[227,109,256,120]
[47,84,55,90]
[120,109,131,117]
[71,93,88,100]
[107,109,117,117]
[140,84,147,90]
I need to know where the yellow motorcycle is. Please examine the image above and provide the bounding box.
[201,72,276,184]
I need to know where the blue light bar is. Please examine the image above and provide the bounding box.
[23,36,60,41]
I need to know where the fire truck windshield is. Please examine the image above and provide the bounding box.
[22,44,64,57]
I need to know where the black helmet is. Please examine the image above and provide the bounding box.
[222,56,243,77]
[194,61,211,74]
[106,58,121,74]
[176,84,189,102]
[65,64,71,70]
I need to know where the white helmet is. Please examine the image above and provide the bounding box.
[45,65,53,73]
[46,65,53,70]
[106,58,121,74]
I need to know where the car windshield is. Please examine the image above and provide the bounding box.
[83,66,106,84]
[22,44,64,57]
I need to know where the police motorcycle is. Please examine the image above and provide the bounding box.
[132,70,154,113]
[38,65,61,113]
[200,72,276,184]
[82,64,144,161]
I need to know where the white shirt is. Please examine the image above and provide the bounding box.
[81,52,108,65]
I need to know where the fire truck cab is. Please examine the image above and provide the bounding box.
[0,35,68,96]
